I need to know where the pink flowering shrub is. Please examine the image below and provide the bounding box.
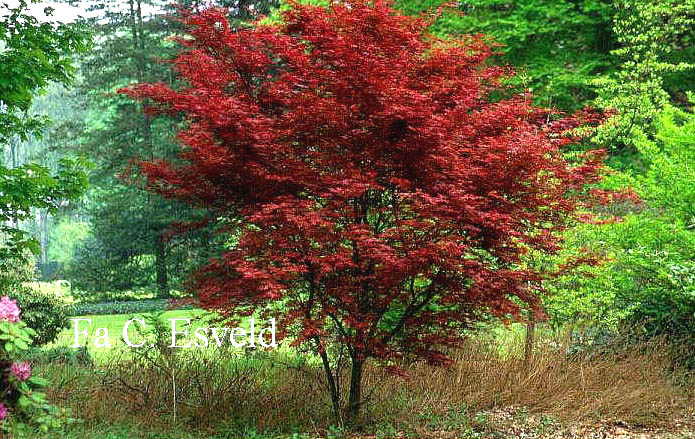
[0,297,20,323]
[0,296,62,435]
[10,361,31,382]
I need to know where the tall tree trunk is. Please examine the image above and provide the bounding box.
[39,209,48,265]
[128,0,138,72]
[524,315,536,372]
[10,140,16,168]
[7,138,16,229]
[129,0,152,151]
[347,356,363,425]
[155,235,169,298]
[135,0,152,152]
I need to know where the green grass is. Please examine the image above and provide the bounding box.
[48,309,288,361]
[50,309,207,358]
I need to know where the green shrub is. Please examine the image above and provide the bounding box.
[72,286,188,304]
[27,346,91,366]
[547,215,695,324]
[0,249,35,292]
[69,298,182,316]
[8,287,71,346]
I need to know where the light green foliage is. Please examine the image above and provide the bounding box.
[1,1,90,289]
[547,105,695,340]
[395,0,614,110]
[24,281,73,301]
[0,160,88,288]
[546,215,695,331]
[0,0,90,143]
[545,0,695,344]
[592,0,695,155]
[48,219,90,266]
[637,105,695,226]
[0,251,35,288]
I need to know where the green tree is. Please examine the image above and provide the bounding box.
[63,0,187,297]
[0,0,88,142]
[1,0,89,288]
[547,42,695,342]
[66,0,278,297]
[5,84,93,280]
[592,0,695,156]
[395,0,615,110]
[547,106,695,356]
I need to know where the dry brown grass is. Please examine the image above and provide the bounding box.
[41,330,694,434]
[368,333,693,428]
[43,348,335,432]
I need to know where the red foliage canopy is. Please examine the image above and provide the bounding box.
[122,0,605,365]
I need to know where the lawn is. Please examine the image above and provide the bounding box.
[50,309,207,357]
[49,308,286,362]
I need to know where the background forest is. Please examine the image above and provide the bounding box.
[1,0,695,437]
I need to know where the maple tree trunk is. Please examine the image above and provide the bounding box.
[347,356,363,425]
[317,341,341,423]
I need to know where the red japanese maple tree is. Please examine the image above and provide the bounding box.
[122,0,606,422]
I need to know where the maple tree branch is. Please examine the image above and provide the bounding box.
[313,335,342,423]
[382,279,441,345]
[327,311,355,358]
